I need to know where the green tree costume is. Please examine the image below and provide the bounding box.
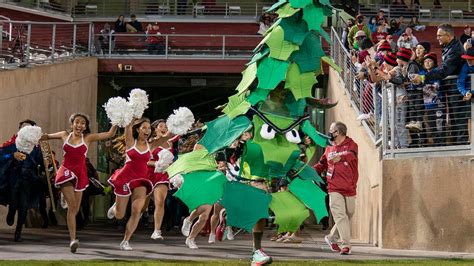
[168,0,340,235]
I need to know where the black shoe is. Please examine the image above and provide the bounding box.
[14,231,22,242]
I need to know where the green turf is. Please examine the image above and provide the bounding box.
[0,260,474,266]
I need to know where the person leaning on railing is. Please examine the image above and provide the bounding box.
[419,52,446,146]
[412,24,466,145]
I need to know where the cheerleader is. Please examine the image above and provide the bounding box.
[147,119,177,240]
[42,113,117,253]
[107,118,153,251]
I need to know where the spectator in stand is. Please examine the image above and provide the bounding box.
[146,23,165,55]
[114,15,127,33]
[375,9,389,26]
[413,24,465,145]
[433,0,442,9]
[398,48,424,145]
[459,49,474,95]
[96,23,115,54]
[342,19,355,50]
[353,30,367,51]
[414,42,430,67]
[384,48,418,148]
[397,27,419,49]
[375,41,392,64]
[314,122,358,256]
[460,25,472,45]
[386,35,397,52]
[455,47,474,134]
[368,17,378,33]
[348,14,372,48]
[395,16,407,37]
[372,24,388,44]
[420,52,445,146]
[126,14,143,33]
[408,16,425,31]
[257,13,272,35]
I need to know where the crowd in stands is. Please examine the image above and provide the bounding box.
[341,11,473,148]
[95,14,165,55]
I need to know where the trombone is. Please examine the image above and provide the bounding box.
[39,140,57,212]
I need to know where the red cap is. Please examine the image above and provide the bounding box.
[396,47,413,62]
[384,52,398,66]
[377,41,392,52]
[423,52,438,66]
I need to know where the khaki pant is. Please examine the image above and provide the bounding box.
[327,192,356,248]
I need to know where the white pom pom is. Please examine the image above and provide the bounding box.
[15,125,42,154]
[166,107,195,136]
[170,174,184,189]
[128,88,149,119]
[154,149,175,173]
[103,97,134,127]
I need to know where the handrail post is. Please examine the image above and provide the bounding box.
[0,23,2,58]
[25,23,31,65]
[222,35,226,59]
[51,24,56,63]
[389,86,396,157]
[382,81,388,156]
[373,83,378,139]
[470,74,474,154]
[108,31,112,57]
[88,22,93,56]
[165,35,169,59]
[72,24,77,57]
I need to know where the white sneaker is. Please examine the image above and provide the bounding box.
[208,233,216,243]
[151,229,164,240]
[181,218,192,237]
[69,239,79,253]
[185,238,198,249]
[120,240,133,251]
[226,226,234,240]
[60,193,68,209]
[107,202,116,219]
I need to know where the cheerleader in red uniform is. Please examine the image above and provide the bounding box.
[107,118,153,251]
[147,119,178,240]
[42,113,117,253]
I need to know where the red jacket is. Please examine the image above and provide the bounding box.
[1,134,16,148]
[314,137,358,197]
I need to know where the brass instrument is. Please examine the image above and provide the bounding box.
[39,140,57,212]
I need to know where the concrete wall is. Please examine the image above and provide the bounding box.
[327,68,382,245]
[0,58,98,229]
[382,156,474,252]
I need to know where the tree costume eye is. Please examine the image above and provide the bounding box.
[285,129,301,144]
[260,124,276,140]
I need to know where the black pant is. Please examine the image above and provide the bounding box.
[444,82,470,145]
[425,107,446,146]
[406,90,424,123]
[8,182,32,233]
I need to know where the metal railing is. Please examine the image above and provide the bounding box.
[1,0,275,19]
[0,0,71,13]
[330,26,474,157]
[331,26,382,143]
[74,1,274,18]
[0,20,93,69]
[93,32,261,59]
[359,3,474,22]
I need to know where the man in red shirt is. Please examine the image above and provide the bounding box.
[314,122,358,255]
